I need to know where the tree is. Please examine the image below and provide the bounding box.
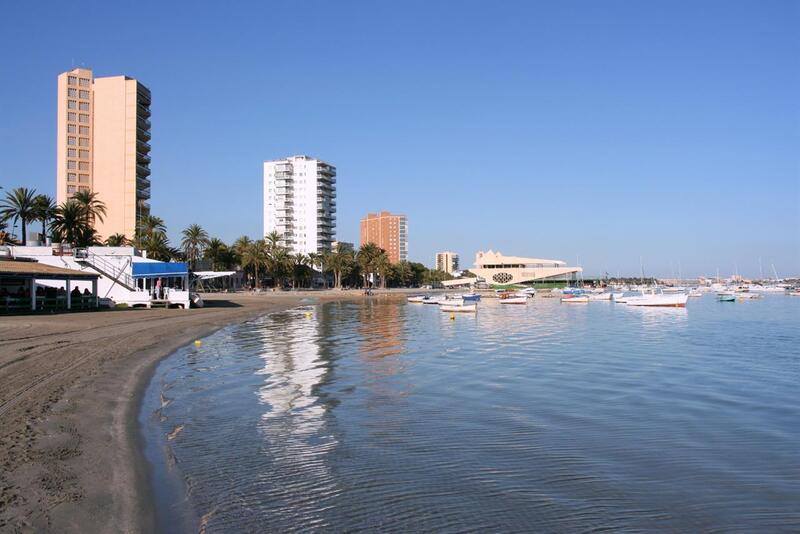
[72,189,107,226]
[32,194,56,242]
[51,200,93,246]
[328,248,355,289]
[290,253,312,288]
[137,214,166,239]
[204,238,228,271]
[181,224,210,270]
[141,232,175,261]
[357,242,382,288]
[0,187,37,244]
[373,251,391,289]
[105,233,130,246]
[241,240,268,288]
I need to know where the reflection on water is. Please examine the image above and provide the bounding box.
[142,296,800,532]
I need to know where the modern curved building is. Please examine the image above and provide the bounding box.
[469,250,582,285]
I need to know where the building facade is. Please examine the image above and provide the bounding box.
[469,250,582,285]
[435,251,459,274]
[56,68,152,240]
[359,211,408,263]
[263,155,337,255]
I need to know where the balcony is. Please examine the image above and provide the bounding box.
[137,116,151,131]
[137,103,151,118]
[136,164,151,177]
[137,152,151,165]
[137,138,151,154]
[137,126,151,142]
[275,164,293,173]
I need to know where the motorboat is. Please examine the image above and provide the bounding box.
[788,289,800,297]
[614,290,642,304]
[499,297,528,304]
[423,295,448,304]
[735,291,762,300]
[626,288,688,307]
[588,292,612,301]
[407,295,426,303]
[611,291,625,301]
[717,291,736,302]
[521,287,536,296]
[662,286,688,294]
[441,302,477,313]
[688,288,703,297]
[562,295,589,303]
[461,293,481,301]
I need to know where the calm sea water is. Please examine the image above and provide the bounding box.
[140,295,800,533]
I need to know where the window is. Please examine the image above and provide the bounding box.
[79,150,89,158]
[78,161,89,171]
[68,100,77,109]
[68,88,77,97]
[79,114,89,123]
[79,174,89,183]
[67,124,76,133]
[79,78,89,87]
[67,173,76,182]
[79,102,89,111]
[67,148,77,157]
[67,160,76,169]
[79,126,89,135]
[67,136,76,145]
[68,76,77,85]
[79,90,89,99]
[79,137,89,147]
[67,185,76,194]
[67,112,76,121]
[78,186,89,192]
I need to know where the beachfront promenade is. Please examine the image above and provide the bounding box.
[0,291,374,532]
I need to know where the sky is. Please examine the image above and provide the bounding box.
[0,0,798,278]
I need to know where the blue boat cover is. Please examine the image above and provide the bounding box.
[132,262,189,278]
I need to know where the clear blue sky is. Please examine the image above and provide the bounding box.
[1,0,798,277]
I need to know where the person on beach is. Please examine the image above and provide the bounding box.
[155,278,162,299]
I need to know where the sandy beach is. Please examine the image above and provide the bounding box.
[0,291,369,533]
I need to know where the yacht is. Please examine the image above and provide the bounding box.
[626,288,688,307]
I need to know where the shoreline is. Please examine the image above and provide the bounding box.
[0,291,378,532]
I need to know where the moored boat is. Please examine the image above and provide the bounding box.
[461,293,481,302]
[441,302,478,313]
[498,294,528,304]
[717,291,736,302]
[423,295,448,304]
[561,295,589,303]
[626,288,688,307]
[407,295,426,303]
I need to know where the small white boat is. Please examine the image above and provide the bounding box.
[441,302,477,313]
[561,295,589,303]
[718,291,736,302]
[588,292,612,301]
[736,291,761,300]
[423,295,448,304]
[688,289,703,297]
[611,292,625,301]
[626,288,688,307]
[788,290,800,297]
[407,295,426,303]
[499,296,528,305]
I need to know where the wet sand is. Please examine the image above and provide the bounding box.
[0,291,369,532]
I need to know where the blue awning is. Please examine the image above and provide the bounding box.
[132,262,189,278]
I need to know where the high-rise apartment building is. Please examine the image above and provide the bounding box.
[360,211,408,263]
[436,251,459,274]
[263,155,337,255]
[56,68,152,240]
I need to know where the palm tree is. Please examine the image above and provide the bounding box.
[373,251,391,289]
[31,194,56,243]
[105,233,130,246]
[142,232,174,261]
[0,187,37,244]
[204,238,228,271]
[357,242,382,289]
[137,214,166,238]
[72,189,107,224]
[241,240,267,288]
[181,224,210,270]
[265,230,282,251]
[51,200,91,245]
[290,253,311,288]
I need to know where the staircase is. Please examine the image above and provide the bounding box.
[77,251,137,292]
